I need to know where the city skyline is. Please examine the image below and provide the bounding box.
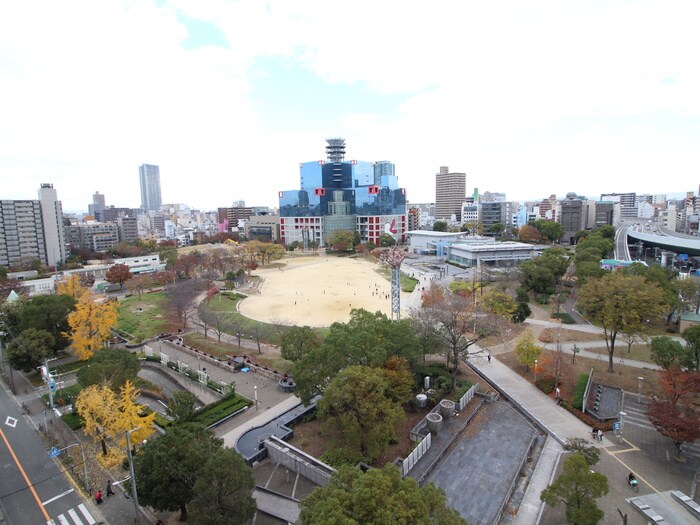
[1,2,699,212]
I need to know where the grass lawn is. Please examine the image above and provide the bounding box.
[575,343,657,365]
[182,333,242,358]
[117,292,172,339]
[375,268,420,292]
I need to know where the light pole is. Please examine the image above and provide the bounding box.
[60,442,89,492]
[534,359,539,382]
[637,377,644,403]
[254,385,258,411]
[125,427,141,523]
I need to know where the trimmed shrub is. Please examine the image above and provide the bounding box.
[535,376,556,394]
[61,412,83,430]
[551,312,576,324]
[572,373,588,410]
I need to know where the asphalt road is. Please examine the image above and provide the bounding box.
[0,381,100,525]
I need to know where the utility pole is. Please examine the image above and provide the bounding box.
[125,428,141,523]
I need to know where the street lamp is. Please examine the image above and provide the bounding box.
[534,359,539,382]
[254,385,258,411]
[125,427,141,523]
[637,377,644,403]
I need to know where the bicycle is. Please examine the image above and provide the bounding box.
[628,476,639,493]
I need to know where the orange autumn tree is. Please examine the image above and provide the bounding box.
[76,380,155,467]
[66,296,118,360]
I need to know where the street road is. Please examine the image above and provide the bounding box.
[0,382,99,525]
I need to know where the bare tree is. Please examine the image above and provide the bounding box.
[167,279,203,329]
[413,285,492,388]
[250,322,268,354]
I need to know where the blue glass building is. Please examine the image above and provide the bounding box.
[279,139,407,246]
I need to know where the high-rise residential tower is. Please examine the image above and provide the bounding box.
[435,166,466,222]
[139,164,162,211]
[0,184,66,269]
[88,191,106,219]
[38,183,67,268]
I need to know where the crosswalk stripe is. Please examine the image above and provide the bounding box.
[46,520,55,525]
[68,508,84,525]
[78,504,96,525]
[57,515,70,525]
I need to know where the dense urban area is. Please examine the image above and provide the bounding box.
[1,139,700,525]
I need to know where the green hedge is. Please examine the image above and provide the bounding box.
[61,412,83,430]
[551,312,576,324]
[192,393,251,428]
[535,376,556,394]
[572,373,588,410]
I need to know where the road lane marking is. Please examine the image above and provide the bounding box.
[4,416,17,428]
[78,503,97,524]
[0,426,51,521]
[68,508,84,524]
[42,488,75,505]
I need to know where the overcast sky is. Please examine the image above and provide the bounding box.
[1,1,698,213]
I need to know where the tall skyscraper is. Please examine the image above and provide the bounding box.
[435,166,466,222]
[139,164,162,211]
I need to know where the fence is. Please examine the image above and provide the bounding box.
[401,433,431,476]
[458,383,478,411]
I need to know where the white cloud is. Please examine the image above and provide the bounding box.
[1,0,699,212]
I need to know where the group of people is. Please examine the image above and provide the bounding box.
[94,480,115,504]
[591,427,604,441]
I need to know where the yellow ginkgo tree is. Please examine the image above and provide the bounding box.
[66,296,118,360]
[75,380,155,467]
[56,274,91,302]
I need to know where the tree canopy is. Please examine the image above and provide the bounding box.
[300,464,467,525]
[540,453,609,525]
[6,328,54,372]
[319,366,407,464]
[135,424,254,523]
[66,295,119,360]
[578,273,666,372]
[17,294,75,352]
[515,329,542,369]
[105,263,133,289]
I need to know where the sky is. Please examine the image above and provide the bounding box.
[1,1,699,213]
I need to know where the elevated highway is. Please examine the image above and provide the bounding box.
[617,222,700,262]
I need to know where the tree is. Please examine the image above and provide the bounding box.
[647,367,700,459]
[281,326,321,362]
[578,273,666,372]
[105,264,133,289]
[327,230,355,252]
[432,221,448,232]
[300,464,467,525]
[75,380,154,465]
[66,296,118,360]
[55,274,91,302]
[17,294,75,352]
[682,325,700,371]
[165,391,199,423]
[167,279,203,329]
[563,438,600,467]
[188,448,256,525]
[135,423,225,521]
[6,328,54,372]
[649,336,686,370]
[76,347,140,390]
[531,219,564,243]
[414,286,487,388]
[519,248,570,295]
[319,366,404,463]
[515,329,542,369]
[540,453,609,525]
[518,224,542,243]
[379,233,396,247]
[486,223,505,235]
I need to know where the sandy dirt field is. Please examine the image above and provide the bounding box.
[239,256,411,327]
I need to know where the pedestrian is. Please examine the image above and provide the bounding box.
[591,426,598,440]
[555,387,561,400]
[597,428,603,442]
[487,354,492,363]
[106,480,114,497]
[95,490,103,504]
